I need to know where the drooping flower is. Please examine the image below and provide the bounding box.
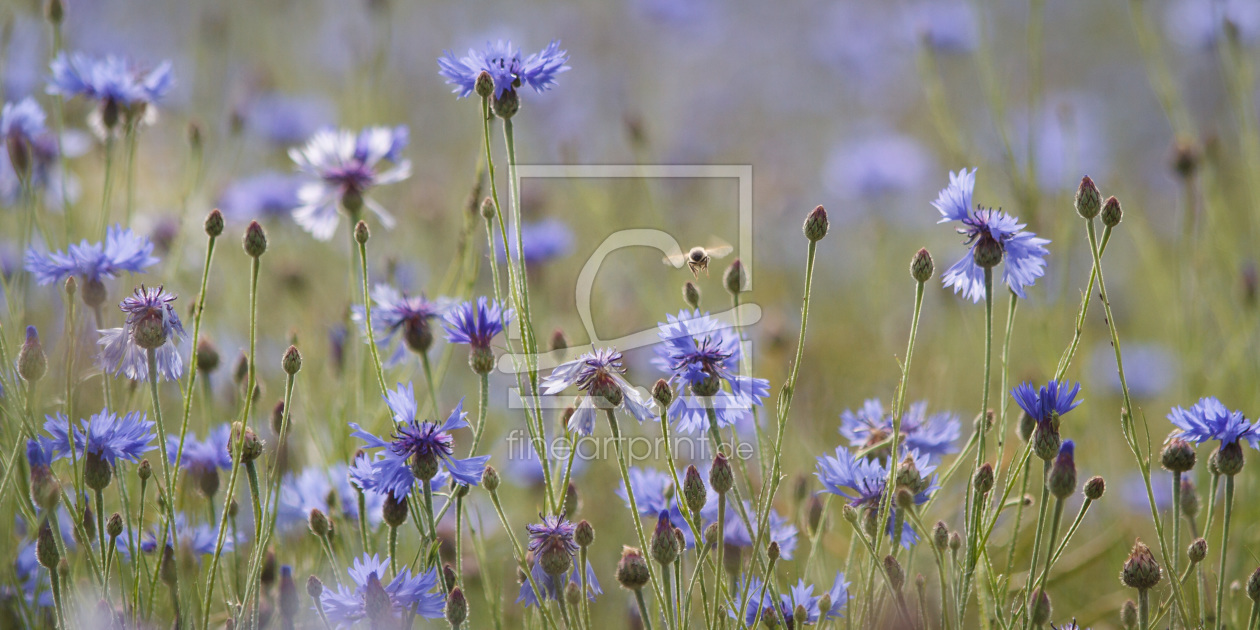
[352,284,448,367]
[815,446,936,546]
[652,310,769,434]
[542,347,656,435]
[277,464,386,532]
[1011,380,1083,428]
[24,225,158,298]
[731,573,849,627]
[42,408,155,465]
[46,52,173,137]
[438,40,570,99]
[215,172,304,222]
[349,385,489,499]
[517,515,602,607]
[1168,397,1259,450]
[932,168,1050,302]
[97,285,185,382]
[320,553,445,625]
[288,126,410,241]
[838,399,961,458]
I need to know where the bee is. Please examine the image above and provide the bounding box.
[663,240,734,278]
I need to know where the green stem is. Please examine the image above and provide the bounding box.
[485,486,558,629]
[357,233,389,399]
[606,408,671,628]
[389,525,399,576]
[635,589,656,630]
[1140,588,1151,630]
[97,135,115,238]
[144,347,181,600]
[170,230,219,502]
[958,267,994,623]
[420,351,441,417]
[875,279,926,564]
[1215,475,1235,630]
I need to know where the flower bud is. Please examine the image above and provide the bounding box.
[279,566,298,622]
[1018,411,1036,443]
[575,519,594,548]
[1101,195,1123,228]
[895,487,915,511]
[883,555,904,591]
[949,532,962,553]
[1216,441,1245,476]
[479,197,495,220]
[36,520,59,569]
[1120,599,1138,629]
[84,451,112,491]
[82,277,107,309]
[1121,539,1162,590]
[841,504,858,526]
[1247,566,1260,602]
[235,425,264,464]
[382,494,409,528]
[683,281,701,310]
[441,564,458,592]
[79,505,97,544]
[106,512,123,539]
[910,248,934,283]
[363,573,391,625]
[1188,537,1207,564]
[650,511,679,566]
[1048,440,1077,500]
[767,541,780,564]
[683,465,707,515]
[1075,176,1101,219]
[354,220,370,245]
[306,575,324,599]
[243,220,268,258]
[282,345,303,376]
[138,459,152,482]
[204,208,224,238]
[1162,437,1198,474]
[896,454,923,492]
[159,544,178,586]
[1083,475,1106,501]
[474,71,495,99]
[973,462,994,495]
[709,453,733,495]
[807,495,824,535]
[411,450,441,481]
[652,379,673,407]
[44,0,64,25]
[1032,420,1061,461]
[445,587,468,626]
[616,547,650,590]
[261,549,277,588]
[564,483,579,517]
[18,326,47,383]
[933,521,949,551]
[482,466,500,492]
[1180,478,1199,519]
[492,89,520,119]
[469,347,495,375]
[308,508,330,538]
[803,205,829,242]
[723,259,746,295]
[197,337,221,374]
[1029,589,1052,627]
[703,523,720,548]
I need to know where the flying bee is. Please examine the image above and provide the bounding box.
[663,240,734,278]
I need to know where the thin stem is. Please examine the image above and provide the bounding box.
[1215,475,1235,630]
[1140,588,1151,630]
[420,351,441,417]
[1172,471,1182,597]
[97,135,116,238]
[357,233,389,399]
[171,230,219,500]
[144,347,181,599]
[635,589,656,630]
[606,408,672,628]
[958,267,994,623]
[485,486,558,629]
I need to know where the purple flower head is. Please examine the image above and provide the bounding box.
[733,573,849,626]
[215,172,303,222]
[517,560,601,608]
[26,438,53,471]
[815,446,936,546]
[42,408,155,465]
[527,515,578,561]
[47,52,173,108]
[278,465,386,532]
[97,285,185,382]
[320,553,445,624]
[442,297,513,349]
[25,224,158,286]
[171,425,232,475]
[288,125,410,241]
[839,399,961,458]
[1168,397,1259,450]
[933,168,1050,302]
[542,347,657,435]
[1011,380,1082,427]
[517,514,602,607]
[499,218,574,264]
[653,310,770,434]
[1,97,47,144]
[350,386,489,499]
[141,513,231,556]
[1165,0,1260,50]
[353,284,448,367]
[438,40,570,99]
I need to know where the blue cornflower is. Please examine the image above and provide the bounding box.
[705,496,800,559]
[442,297,513,348]
[320,553,445,625]
[1,98,47,176]
[47,52,173,107]
[25,224,158,292]
[1168,397,1259,450]
[518,515,601,607]
[822,134,934,208]
[732,573,849,627]
[288,125,410,241]
[242,92,335,144]
[171,424,232,479]
[542,347,657,435]
[141,513,231,555]
[15,542,53,608]
[1011,380,1082,427]
[1,98,81,209]
[42,408,155,465]
[839,399,961,458]
[499,219,574,264]
[518,561,601,608]
[617,466,691,540]
[1164,0,1259,50]
[215,172,303,222]
[933,168,1050,302]
[653,310,770,434]
[352,284,449,366]
[97,285,186,382]
[350,385,489,499]
[438,40,570,99]
[278,464,386,532]
[815,446,936,546]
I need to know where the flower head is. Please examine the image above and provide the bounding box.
[815,446,936,546]
[500,219,574,264]
[652,310,769,434]
[1011,380,1082,426]
[25,224,157,288]
[42,409,155,465]
[933,168,1050,302]
[1168,397,1258,450]
[215,172,303,222]
[438,40,570,99]
[517,515,602,607]
[320,553,445,625]
[171,425,232,475]
[442,297,513,349]
[732,573,849,627]
[2,97,47,147]
[288,125,410,241]
[838,399,961,458]
[1,97,78,207]
[140,513,231,556]
[354,284,448,366]
[350,385,489,499]
[97,285,185,382]
[47,52,173,108]
[542,347,656,435]
[278,464,386,532]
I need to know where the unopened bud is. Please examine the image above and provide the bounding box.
[18,326,47,383]
[1029,589,1052,626]
[709,453,733,495]
[1084,475,1106,501]
[683,281,701,310]
[243,220,268,258]
[1075,176,1101,219]
[1048,441,1077,500]
[204,209,224,238]
[474,71,495,99]
[445,587,468,626]
[482,466,500,492]
[575,520,594,548]
[354,221,370,245]
[308,509,330,538]
[282,345,302,376]
[479,197,495,220]
[306,575,324,599]
[1101,195,1123,228]
[650,512,679,566]
[973,462,994,495]
[1188,537,1207,564]
[1121,539,1162,590]
[932,521,949,550]
[804,205,829,242]
[1121,599,1138,629]
[910,248,934,283]
[723,259,746,295]
[652,379,673,407]
[616,547,650,590]
[883,555,904,591]
[683,466,707,515]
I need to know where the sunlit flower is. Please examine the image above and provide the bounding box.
[1168,397,1259,450]
[438,40,570,99]
[653,310,769,434]
[97,285,185,382]
[543,347,656,435]
[320,553,445,625]
[815,446,936,546]
[42,408,155,465]
[353,284,448,366]
[838,399,960,458]
[289,126,410,240]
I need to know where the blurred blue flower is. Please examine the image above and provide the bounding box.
[1164,0,1260,49]
[320,553,445,624]
[617,466,691,540]
[1,97,46,142]
[47,52,173,107]
[1168,397,1258,450]
[815,446,936,546]
[504,439,587,487]
[732,573,849,627]
[438,40,570,99]
[215,172,303,222]
[838,399,961,458]
[1013,94,1109,193]
[25,224,158,287]
[0,97,84,209]
[706,497,800,558]
[498,218,575,264]
[242,92,335,144]
[289,125,410,241]
[1011,380,1082,427]
[652,310,769,435]
[171,424,232,476]
[1089,343,1174,398]
[822,134,935,210]
[517,560,601,608]
[97,285,186,382]
[442,297,513,350]
[278,464,386,532]
[543,347,657,435]
[141,513,231,555]
[934,168,1050,302]
[350,386,488,499]
[352,285,449,367]
[42,408,155,465]
[1123,472,1173,514]
[904,1,978,53]
[15,541,53,608]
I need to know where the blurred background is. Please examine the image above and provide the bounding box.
[3,0,1259,627]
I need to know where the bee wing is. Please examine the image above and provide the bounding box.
[663,252,689,267]
[706,244,733,259]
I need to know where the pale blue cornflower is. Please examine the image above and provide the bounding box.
[97,285,185,382]
[518,515,601,608]
[0,97,86,209]
[438,40,570,99]
[170,424,232,478]
[543,347,656,435]
[349,385,489,499]
[705,496,800,558]
[47,52,173,137]
[15,542,53,608]
[288,125,410,241]
[320,553,445,625]
[933,168,1050,303]
[353,284,449,367]
[1011,380,1083,429]
[815,446,937,546]
[653,310,769,434]
[838,399,960,458]
[1164,0,1259,49]
[277,464,386,532]
[1168,397,1259,450]
[732,573,849,627]
[442,297,513,350]
[42,408,155,465]
[1,97,46,168]
[822,134,935,211]
[25,224,158,290]
[215,172,304,222]
[241,92,335,144]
